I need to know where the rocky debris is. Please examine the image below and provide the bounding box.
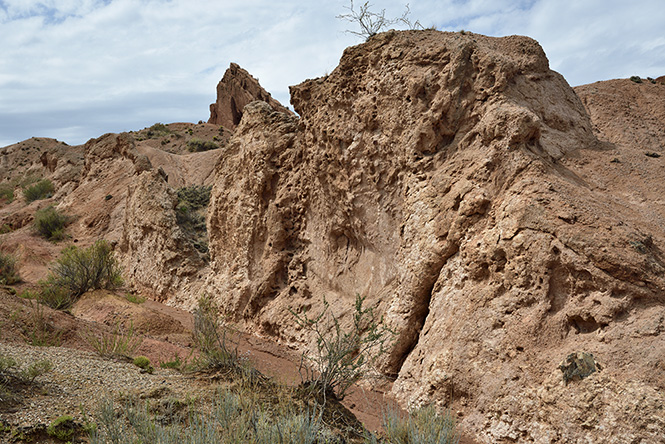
[559,351,600,384]
[208,63,293,129]
[202,30,665,442]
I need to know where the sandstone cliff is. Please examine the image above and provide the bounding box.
[204,30,665,442]
[208,62,293,129]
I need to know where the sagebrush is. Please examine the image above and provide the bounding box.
[39,240,123,309]
[34,206,69,241]
[293,294,393,401]
[89,390,331,444]
[23,179,55,202]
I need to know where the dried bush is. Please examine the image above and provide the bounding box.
[337,1,422,40]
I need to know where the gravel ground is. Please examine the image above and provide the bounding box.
[0,342,190,429]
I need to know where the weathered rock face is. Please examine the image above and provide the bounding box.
[208,63,292,129]
[575,78,665,153]
[118,170,207,303]
[205,30,665,442]
[59,133,152,242]
[57,133,211,303]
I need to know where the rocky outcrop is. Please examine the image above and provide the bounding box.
[118,170,207,303]
[205,30,665,442]
[208,63,292,129]
[58,133,151,242]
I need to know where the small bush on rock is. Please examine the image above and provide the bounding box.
[34,206,69,241]
[146,122,171,138]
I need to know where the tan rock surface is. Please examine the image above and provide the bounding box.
[208,62,293,129]
[204,30,665,442]
[118,169,208,303]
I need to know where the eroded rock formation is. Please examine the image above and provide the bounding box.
[204,30,665,442]
[208,63,292,129]
[118,169,207,302]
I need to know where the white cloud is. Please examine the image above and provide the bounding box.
[0,0,663,147]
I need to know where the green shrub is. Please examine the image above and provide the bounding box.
[133,356,154,374]
[145,122,171,139]
[21,359,53,383]
[187,138,218,152]
[0,352,52,406]
[34,206,69,241]
[28,301,63,346]
[23,179,55,202]
[47,415,77,441]
[40,240,123,308]
[0,250,20,285]
[176,185,211,255]
[38,281,75,310]
[159,354,184,370]
[630,75,643,83]
[125,293,145,304]
[292,294,393,401]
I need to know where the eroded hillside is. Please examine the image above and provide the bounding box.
[2,30,664,443]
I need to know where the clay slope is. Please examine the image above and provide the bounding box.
[204,30,665,442]
[0,123,221,299]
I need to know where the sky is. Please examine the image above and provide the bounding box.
[1,0,664,148]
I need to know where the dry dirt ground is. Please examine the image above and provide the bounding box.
[0,287,479,443]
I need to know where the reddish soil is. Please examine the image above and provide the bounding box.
[0,287,478,442]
